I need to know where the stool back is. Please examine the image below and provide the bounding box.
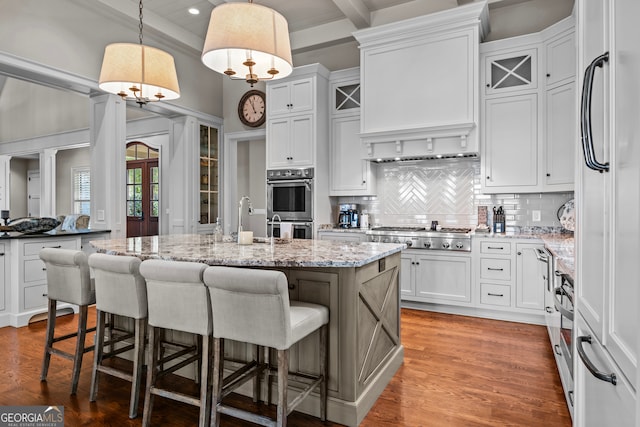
[40,248,94,306]
[88,253,147,319]
[139,260,211,335]
[203,267,291,349]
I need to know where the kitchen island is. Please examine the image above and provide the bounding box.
[91,234,405,426]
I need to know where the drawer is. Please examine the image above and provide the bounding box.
[480,258,511,281]
[24,239,77,257]
[24,259,47,283]
[24,284,48,310]
[480,283,511,307]
[480,241,511,255]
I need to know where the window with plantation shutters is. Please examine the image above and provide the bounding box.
[72,167,90,215]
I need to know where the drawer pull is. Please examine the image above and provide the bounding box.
[42,293,48,297]
[487,292,504,297]
[487,246,504,250]
[554,344,562,356]
[545,306,554,314]
[577,335,617,385]
[42,268,47,271]
[0,252,4,256]
[487,267,504,271]
[43,245,62,249]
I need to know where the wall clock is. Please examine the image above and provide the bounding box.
[238,90,266,127]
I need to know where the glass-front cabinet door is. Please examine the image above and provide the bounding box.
[199,125,219,229]
[484,48,538,95]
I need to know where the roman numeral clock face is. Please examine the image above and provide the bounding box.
[238,90,266,127]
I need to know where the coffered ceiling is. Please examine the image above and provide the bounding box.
[90,0,511,54]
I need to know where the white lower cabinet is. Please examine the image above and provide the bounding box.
[402,250,471,306]
[515,243,545,310]
[10,236,80,327]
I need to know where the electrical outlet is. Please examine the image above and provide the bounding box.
[532,210,541,222]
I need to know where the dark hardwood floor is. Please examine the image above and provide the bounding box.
[0,308,571,426]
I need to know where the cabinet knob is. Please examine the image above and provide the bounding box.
[517,251,522,255]
[288,283,295,290]
[546,73,551,77]
[362,180,366,184]
[486,176,490,180]
[546,173,551,177]
[486,84,490,87]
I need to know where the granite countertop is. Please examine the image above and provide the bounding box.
[318,227,369,234]
[0,228,111,239]
[90,234,405,268]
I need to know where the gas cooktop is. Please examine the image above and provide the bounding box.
[367,226,472,251]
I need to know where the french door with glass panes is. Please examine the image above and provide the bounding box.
[126,142,159,237]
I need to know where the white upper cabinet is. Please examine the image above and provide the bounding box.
[481,17,575,194]
[544,82,575,188]
[329,68,376,196]
[545,31,576,88]
[353,2,489,160]
[483,93,538,190]
[265,64,329,170]
[267,77,314,117]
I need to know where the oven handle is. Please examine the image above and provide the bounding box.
[577,335,617,385]
[267,179,313,185]
[553,287,574,321]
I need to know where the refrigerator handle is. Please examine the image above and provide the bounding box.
[580,52,610,173]
[576,335,617,385]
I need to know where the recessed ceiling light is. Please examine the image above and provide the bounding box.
[188,7,200,15]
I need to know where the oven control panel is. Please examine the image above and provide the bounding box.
[267,167,314,180]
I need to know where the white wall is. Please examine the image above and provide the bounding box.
[236,139,266,236]
[0,0,224,142]
[55,147,90,215]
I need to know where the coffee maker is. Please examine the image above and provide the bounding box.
[338,204,359,228]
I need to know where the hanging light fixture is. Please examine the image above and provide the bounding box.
[98,0,180,106]
[201,0,293,87]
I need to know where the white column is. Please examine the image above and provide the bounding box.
[168,116,198,235]
[0,155,10,211]
[89,94,126,237]
[39,148,57,217]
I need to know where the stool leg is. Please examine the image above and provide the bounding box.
[277,349,288,427]
[129,317,146,419]
[142,325,159,427]
[211,337,223,427]
[199,334,212,427]
[253,344,261,403]
[319,324,328,422]
[90,309,107,402]
[40,299,57,382]
[71,304,89,395]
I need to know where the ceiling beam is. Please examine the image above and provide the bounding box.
[331,0,371,29]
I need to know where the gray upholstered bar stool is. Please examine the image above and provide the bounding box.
[39,248,96,395]
[87,253,147,419]
[139,259,212,427]
[204,266,329,427]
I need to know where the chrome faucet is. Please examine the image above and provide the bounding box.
[270,214,282,244]
[237,195,254,239]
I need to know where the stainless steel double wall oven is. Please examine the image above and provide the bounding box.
[267,167,314,239]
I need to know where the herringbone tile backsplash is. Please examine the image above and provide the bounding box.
[335,158,573,230]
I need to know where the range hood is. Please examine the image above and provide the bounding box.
[354,2,487,163]
[360,122,478,162]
